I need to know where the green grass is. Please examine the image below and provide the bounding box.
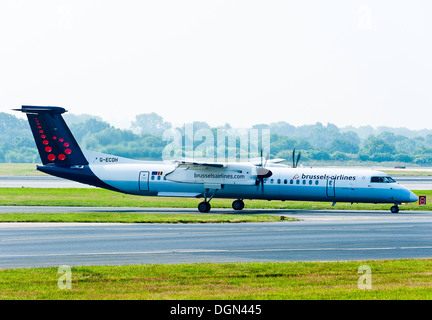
[382,169,432,176]
[0,212,290,223]
[0,163,45,176]
[1,259,431,299]
[0,188,430,211]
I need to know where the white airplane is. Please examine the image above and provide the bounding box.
[15,106,418,213]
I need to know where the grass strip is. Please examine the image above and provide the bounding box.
[0,212,291,223]
[1,259,431,299]
[0,163,44,176]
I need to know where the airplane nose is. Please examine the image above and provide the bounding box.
[401,189,418,203]
[399,188,418,203]
[409,191,418,203]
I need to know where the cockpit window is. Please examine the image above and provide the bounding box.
[371,176,384,183]
[371,176,396,183]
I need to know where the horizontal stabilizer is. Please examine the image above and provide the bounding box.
[14,106,67,114]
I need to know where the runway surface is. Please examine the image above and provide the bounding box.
[1,208,431,268]
[391,175,432,190]
[0,176,94,188]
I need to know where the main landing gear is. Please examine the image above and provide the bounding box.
[232,199,245,211]
[197,197,245,213]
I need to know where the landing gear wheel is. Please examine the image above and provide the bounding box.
[390,205,399,213]
[232,199,245,211]
[198,201,211,213]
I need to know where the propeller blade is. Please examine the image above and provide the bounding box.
[292,148,296,168]
[296,151,301,168]
[256,177,264,192]
[259,149,262,166]
[256,167,272,193]
[256,148,270,192]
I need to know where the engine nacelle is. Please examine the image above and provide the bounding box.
[165,163,258,185]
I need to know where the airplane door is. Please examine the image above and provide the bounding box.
[139,171,149,191]
[326,179,335,197]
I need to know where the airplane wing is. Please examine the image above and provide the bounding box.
[248,158,286,165]
[174,160,226,169]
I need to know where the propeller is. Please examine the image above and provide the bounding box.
[292,148,301,168]
[256,149,273,192]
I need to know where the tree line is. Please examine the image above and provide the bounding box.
[1,112,432,166]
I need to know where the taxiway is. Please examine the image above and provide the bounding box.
[0,208,431,268]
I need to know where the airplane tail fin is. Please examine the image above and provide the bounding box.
[14,106,88,166]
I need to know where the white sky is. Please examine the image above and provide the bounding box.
[1,0,431,130]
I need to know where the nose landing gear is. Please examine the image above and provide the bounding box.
[390,205,400,213]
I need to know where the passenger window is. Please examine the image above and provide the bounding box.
[290,179,293,184]
[302,180,306,185]
[315,180,319,185]
[277,179,281,184]
[270,179,274,184]
[296,180,300,185]
[309,180,312,185]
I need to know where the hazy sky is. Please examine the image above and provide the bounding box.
[1,0,431,130]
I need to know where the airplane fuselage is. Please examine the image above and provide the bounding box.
[16,105,418,214]
[37,151,418,209]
